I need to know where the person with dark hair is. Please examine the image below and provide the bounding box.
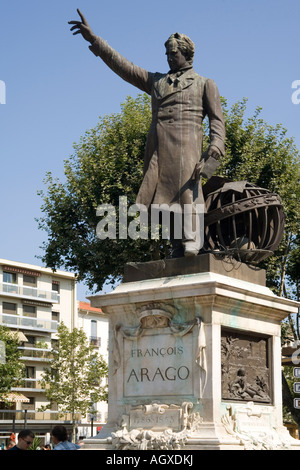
[51,425,80,450]
[7,429,34,451]
[6,440,16,450]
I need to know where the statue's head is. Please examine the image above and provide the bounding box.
[165,33,195,71]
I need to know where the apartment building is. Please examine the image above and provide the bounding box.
[0,258,77,446]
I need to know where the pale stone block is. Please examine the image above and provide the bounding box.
[84,256,300,450]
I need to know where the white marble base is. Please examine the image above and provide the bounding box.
[84,260,300,450]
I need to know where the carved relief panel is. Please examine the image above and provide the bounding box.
[221,329,271,403]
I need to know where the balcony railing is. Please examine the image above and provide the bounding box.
[12,378,44,391]
[0,313,58,333]
[18,346,53,361]
[0,282,60,303]
[90,336,101,347]
[0,409,81,422]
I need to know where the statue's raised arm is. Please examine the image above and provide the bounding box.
[68,11,226,258]
[68,9,152,94]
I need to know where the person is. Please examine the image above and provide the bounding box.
[42,443,51,450]
[69,10,225,257]
[51,425,80,450]
[6,440,16,450]
[7,429,34,450]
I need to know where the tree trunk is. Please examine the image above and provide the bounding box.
[279,233,291,297]
[72,413,77,443]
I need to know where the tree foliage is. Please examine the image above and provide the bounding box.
[40,322,108,439]
[0,326,25,402]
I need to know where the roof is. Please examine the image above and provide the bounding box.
[78,301,103,314]
[0,258,76,279]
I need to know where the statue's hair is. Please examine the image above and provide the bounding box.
[164,33,195,63]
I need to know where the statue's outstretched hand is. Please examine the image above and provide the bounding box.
[68,9,96,44]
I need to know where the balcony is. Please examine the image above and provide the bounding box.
[11,378,44,392]
[0,282,60,304]
[18,346,53,362]
[0,409,81,422]
[90,336,101,347]
[0,313,58,333]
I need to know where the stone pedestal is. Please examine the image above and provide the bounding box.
[84,255,300,450]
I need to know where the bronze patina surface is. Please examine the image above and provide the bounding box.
[69,10,225,257]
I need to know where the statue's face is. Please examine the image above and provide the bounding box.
[166,43,189,72]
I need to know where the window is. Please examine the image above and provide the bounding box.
[3,271,17,284]
[2,272,18,294]
[26,366,35,379]
[52,311,59,322]
[2,302,17,314]
[26,336,36,346]
[23,275,36,287]
[90,320,101,347]
[91,320,97,338]
[23,305,36,318]
[52,281,60,293]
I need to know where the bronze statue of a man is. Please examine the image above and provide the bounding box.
[69,9,226,257]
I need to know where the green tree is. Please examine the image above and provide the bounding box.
[0,326,25,402]
[40,322,108,442]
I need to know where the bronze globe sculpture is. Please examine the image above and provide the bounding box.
[203,177,285,264]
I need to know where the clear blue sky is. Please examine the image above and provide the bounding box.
[1,0,300,300]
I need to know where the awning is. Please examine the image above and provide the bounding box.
[6,393,30,403]
[8,331,28,343]
[16,331,28,343]
[2,265,41,277]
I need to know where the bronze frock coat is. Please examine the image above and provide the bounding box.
[90,37,226,210]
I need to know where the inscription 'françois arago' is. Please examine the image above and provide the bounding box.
[124,335,193,397]
[127,345,188,383]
